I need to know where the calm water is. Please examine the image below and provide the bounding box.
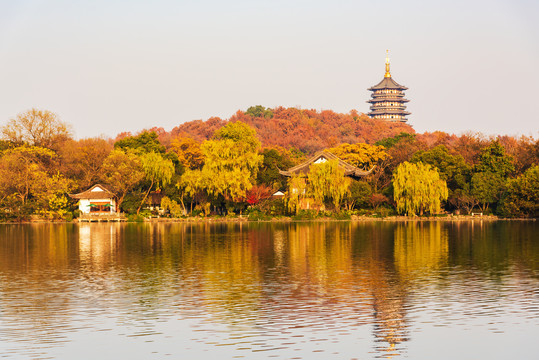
[0,221,537,359]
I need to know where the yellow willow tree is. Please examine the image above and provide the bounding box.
[307,159,351,211]
[392,161,448,216]
[286,175,307,215]
[179,121,263,213]
[137,152,175,214]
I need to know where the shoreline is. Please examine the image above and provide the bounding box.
[1,214,535,224]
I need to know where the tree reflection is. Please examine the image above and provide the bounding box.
[0,221,537,359]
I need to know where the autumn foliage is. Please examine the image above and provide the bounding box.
[172,107,414,154]
[0,106,537,219]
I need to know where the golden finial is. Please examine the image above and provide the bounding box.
[385,49,391,78]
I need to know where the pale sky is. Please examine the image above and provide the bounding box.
[0,0,538,139]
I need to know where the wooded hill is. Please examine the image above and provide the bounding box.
[0,106,538,220]
[162,106,414,154]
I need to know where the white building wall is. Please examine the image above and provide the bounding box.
[78,198,117,214]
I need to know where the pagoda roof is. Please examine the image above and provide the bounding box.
[368,77,408,91]
[368,109,411,115]
[70,184,116,200]
[278,150,374,178]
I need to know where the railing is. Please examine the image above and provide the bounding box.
[79,213,127,222]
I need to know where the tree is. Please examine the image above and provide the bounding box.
[371,132,423,193]
[449,185,479,214]
[59,137,113,190]
[244,185,273,205]
[257,147,302,190]
[101,149,145,211]
[0,146,72,218]
[411,145,471,191]
[245,105,274,119]
[286,175,307,215]
[328,143,389,169]
[180,121,263,212]
[344,180,372,210]
[114,131,166,154]
[471,172,505,212]
[498,165,539,218]
[137,152,175,214]
[1,109,73,150]
[307,159,351,211]
[213,120,261,152]
[0,145,56,205]
[34,173,74,219]
[393,162,448,216]
[375,132,416,149]
[196,138,262,203]
[475,141,514,177]
[169,136,205,170]
[369,193,389,211]
[160,196,186,217]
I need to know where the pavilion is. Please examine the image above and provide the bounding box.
[70,184,117,215]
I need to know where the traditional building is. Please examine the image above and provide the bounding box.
[279,150,374,179]
[367,51,410,122]
[70,184,117,215]
[278,150,374,211]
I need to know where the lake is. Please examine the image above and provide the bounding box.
[0,221,537,359]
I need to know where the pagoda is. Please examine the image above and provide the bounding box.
[367,51,410,122]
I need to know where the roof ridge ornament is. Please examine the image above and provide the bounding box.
[385,49,391,78]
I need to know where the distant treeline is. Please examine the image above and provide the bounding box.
[0,106,537,220]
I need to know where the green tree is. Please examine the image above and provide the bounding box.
[245,105,273,119]
[114,131,166,154]
[475,141,514,177]
[470,172,505,212]
[307,159,351,211]
[102,149,145,211]
[393,162,448,216]
[257,147,300,190]
[498,165,539,218]
[344,180,372,210]
[375,132,416,149]
[411,145,471,191]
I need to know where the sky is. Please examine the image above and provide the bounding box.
[0,0,538,139]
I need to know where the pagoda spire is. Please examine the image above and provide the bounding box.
[384,49,391,78]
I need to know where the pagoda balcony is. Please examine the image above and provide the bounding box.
[370,105,406,111]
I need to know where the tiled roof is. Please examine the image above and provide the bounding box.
[278,151,374,178]
[70,184,116,200]
[368,77,408,91]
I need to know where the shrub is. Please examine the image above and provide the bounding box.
[127,214,144,222]
[291,209,318,220]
